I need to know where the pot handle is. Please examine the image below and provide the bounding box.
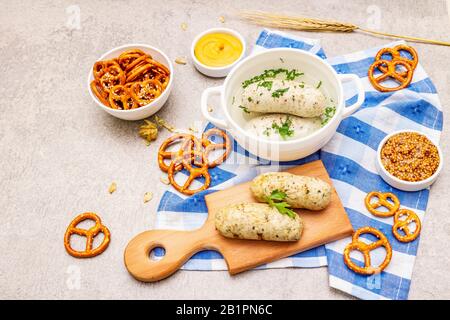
[338,74,365,118]
[200,86,228,129]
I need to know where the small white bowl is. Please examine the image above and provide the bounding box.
[376,130,443,192]
[191,28,246,78]
[87,44,174,121]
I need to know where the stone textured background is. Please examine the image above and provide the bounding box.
[0,0,448,299]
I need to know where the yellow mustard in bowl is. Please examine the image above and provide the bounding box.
[194,32,243,68]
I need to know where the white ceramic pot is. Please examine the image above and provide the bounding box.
[376,130,443,192]
[87,44,174,121]
[200,48,365,161]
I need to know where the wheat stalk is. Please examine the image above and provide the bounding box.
[239,11,450,47]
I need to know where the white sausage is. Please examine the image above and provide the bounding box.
[241,79,326,117]
[251,172,332,211]
[215,203,303,241]
[244,113,322,140]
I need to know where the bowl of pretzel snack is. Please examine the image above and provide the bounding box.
[88,44,173,121]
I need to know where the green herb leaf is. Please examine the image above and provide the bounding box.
[286,69,303,81]
[242,68,304,88]
[257,80,273,91]
[321,106,336,126]
[271,87,289,98]
[239,105,250,114]
[272,116,294,140]
[269,189,287,201]
[316,80,322,89]
[264,189,296,219]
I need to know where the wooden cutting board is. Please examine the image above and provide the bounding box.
[124,160,353,282]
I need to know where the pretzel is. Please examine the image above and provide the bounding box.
[202,128,232,168]
[90,48,170,110]
[129,79,163,106]
[64,212,111,258]
[125,55,150,73]
[90,80,110,107]
[365,191,400,217]
[343,226,392,275]
[147,58,170,76]
[154,73,170,89]
[368,59,413,92]
[158,134,202,172]
[168,151,211,195]
[98,64,126,93]
[108,85,138,110]
[392,209,421,242]
[93,60,120,80]
[126,63,154,83]
[375,45,418,77]
[118,49,147,70]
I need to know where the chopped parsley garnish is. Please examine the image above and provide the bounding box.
[271,87,289,98]
[247,97,253,102]
[316,80,322,89]
[257,80,273,91]
[272,116,294,139]
[239,105,250,113]
[264,190,296,219]
[232,96,235,104]
[286,69,304,80]
[242,68,304,89]
[321,106,336,125]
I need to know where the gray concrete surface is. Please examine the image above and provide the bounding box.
[0,0,449,299]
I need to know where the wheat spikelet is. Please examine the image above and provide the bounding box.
[239,11,450,46]
[240,11,357,33]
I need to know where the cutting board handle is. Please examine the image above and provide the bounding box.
[124,229,215,282]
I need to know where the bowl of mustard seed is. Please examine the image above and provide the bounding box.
[376,130,443,191]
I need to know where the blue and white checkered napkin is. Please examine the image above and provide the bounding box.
[155,29,443,299]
